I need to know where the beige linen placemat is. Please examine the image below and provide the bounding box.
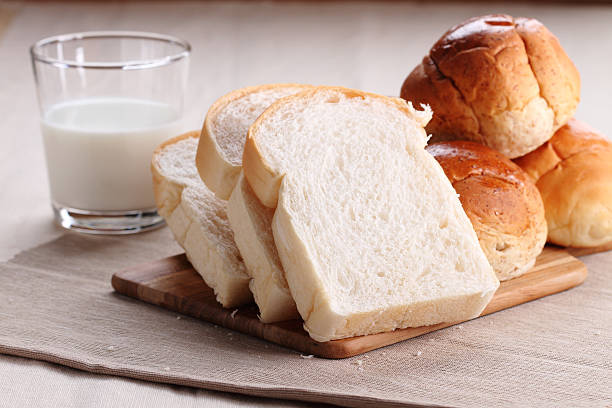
[0,229,610,407]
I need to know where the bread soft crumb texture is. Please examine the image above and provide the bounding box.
[198,84,311,323]
[151,132,252,308]
[227,173,299,322]
[244,87,500,342]
[213,87,312,165]
[197,84,313,200]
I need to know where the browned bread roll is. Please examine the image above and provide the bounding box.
[427,141,547,281]
[515,118,612,248]
[402,14,580,159]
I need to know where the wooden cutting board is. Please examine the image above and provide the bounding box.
[112,246,587,359]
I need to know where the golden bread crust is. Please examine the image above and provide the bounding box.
[515,119,612,247]
[401,14,580,158]
[427,141,547,280]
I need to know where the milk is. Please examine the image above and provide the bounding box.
[41,98,183,211]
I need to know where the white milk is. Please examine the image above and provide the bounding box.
[41,98,183,211]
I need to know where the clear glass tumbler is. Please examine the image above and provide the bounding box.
[30,31,190,234]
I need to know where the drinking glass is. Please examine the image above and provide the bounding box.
[30,31,190,234]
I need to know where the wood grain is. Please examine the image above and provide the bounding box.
[112,246,587,359]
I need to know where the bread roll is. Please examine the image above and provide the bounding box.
[515,118,612,248]
[401,14,580,159]
[427,141,547,281]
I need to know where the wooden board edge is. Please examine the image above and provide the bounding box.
[303,253,589,358]
[110,249,589,359]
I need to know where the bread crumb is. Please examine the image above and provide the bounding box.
[300,354,314,359]
[176,316,181,320]
[415,351,422,356]
[355,360,363,366]
[358,366,364,371]
[231,309,238,318]
[106,345,115,351]
[594,330,601,336]
[457,325,464,330]
[226,332,233,336]
[163,367,170,371]
[363,355,369,359]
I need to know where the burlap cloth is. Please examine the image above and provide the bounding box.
[0,228,610,407]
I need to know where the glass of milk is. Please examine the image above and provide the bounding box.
[30,31,190,234]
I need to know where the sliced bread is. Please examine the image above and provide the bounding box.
[151,131,252,308]
[227,173,298,322]
[196,84,313,200]
[196,84,311,322]
[243,87,500,341]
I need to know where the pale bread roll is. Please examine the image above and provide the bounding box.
[515,118,612,248]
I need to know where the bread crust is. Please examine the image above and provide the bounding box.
[515,118,612,247]
[427,141,547,280]
[244,86,432,208]
[151,131,200,218]
[196,84,313,200]
[151,130,253,308]
[401,14,580,158]
[227,173,299,322]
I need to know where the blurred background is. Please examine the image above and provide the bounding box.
[2,1,611,131]
[1,0,611,255]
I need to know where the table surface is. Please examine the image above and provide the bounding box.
[1,1,611,407]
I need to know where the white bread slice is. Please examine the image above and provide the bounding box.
[227,173,298,322]
[151,131,252,308]
[196,84,310,322]
[196,84,313,200]
[243,87,500,342]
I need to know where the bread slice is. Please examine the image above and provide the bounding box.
[151,131,252,308]
[196,84,311,322]
[243,87,500,342]
[227,173,298,322]
[196,84,313,200]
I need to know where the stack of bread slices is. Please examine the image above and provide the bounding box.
[151,14,611,342]
[152,85,501,342]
